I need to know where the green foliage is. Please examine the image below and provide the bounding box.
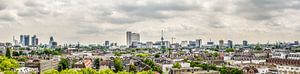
[98,69,115,74]
[0,56,19,71]
[93,58,100,69]
[254,44,262,50]
[129,64,137,73]
[43,69,59,74]
[136,70,154,74]
[172,62,182,69]
[225,48,234,52]
[113,57,124,72]
[3,71,17,74]
[143,58,162,73]
[5,48,12,58]
[116,71,131,74]
[212,52,219,57]
[154,54,160,58]
[136,53,149,58]
[58,58,69,71]
[78,68,97,74]
[60,69,78,74]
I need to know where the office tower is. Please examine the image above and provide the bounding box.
[146,42,153,48]
[243,40,248,46]
[228,40,233,48]
[49,36,54,45]
[188,41,196,48]
[126,31,132,46]
[35,38,39,45]
[219,40,224,46]
[126,31,140,46]
[131,33,140,43]
[105,41,110,46]
[180,41,188,47]
[196,39,202,48]
[31,35,37,46]
[20,35,24,45]
[13,36,18,46]
[24,35,30,46]
[295,41,299,45]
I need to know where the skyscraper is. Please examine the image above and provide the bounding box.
[126,31,132,46]
[219,40,224,46]
[243,40,248,46]
[196,39,202,48]
[24,35,30,46]
[228,40,233,48]
[49,36,54,45]
[20,35,24,45]
[126,31,140,47]
[31,35,37,46]
[105,41,110,46]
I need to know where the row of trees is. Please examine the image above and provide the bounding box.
[44,68,154,74]
[189,61,243,74]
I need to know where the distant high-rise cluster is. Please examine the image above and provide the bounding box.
[126,31,140,47]
[19,35,38,46]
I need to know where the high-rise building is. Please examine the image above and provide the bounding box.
[49,36,54,45]
[105,41,110,46]
[196,39,202,48]
[295,41,299,45]
[20,35,24,45]
[31,35,37,46]
[243,40,248,46]
[146,42,153,48]
[219,40,224,46]
[24,35,30,46]
[126,31,132,46]
[35,38,39,45]
[126,31,140,47]
[228,40,233,48]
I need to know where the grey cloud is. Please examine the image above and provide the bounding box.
[24,0,45,7]
[117,0,200,19]
[0,2,6,10]
[234,0,300,20]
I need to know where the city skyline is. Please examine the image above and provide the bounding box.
[0,0,300,44]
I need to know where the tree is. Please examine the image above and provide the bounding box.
[78,68,97,74]
[5,48,12,58]
[12,51,19,56]
[93,58,100,69]
[60,69,78,74]
[116,71,130,74]
[43,69,59,74]
[172,62,182,69]
[98,69,115,74]
[136,70,154,74]
[58,58,69,71]
[113,57,123,72]
[225,48,234,52]
[212,52,219,57]
[129,64,137,73]
[231,68,243,74]
[0,56,19,71]
[254,44,262,50]
[154,54,160,58]
[219,66,228,74]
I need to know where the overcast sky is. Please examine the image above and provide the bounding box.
[0,0,300,45]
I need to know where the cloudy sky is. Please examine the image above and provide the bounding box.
[0,0,300,45]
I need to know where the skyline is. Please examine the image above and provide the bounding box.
[0,0,300,44]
